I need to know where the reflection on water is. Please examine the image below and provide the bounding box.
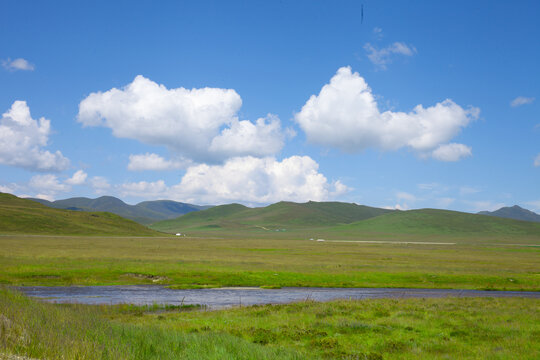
[14,286,539,309]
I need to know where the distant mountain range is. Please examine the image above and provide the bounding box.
[478,205,540,223]
[28,196,212,225]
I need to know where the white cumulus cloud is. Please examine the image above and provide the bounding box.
[170,156,348,204]
[28,174,70,200]
[510,96,535,107]
[209,115,284,158]
[2,58,35,71]
[295,67,478,160]
[364,42,416,69]
[65,170,88,185]
[128,153,186,171]
[78,75,284,164]
[0,101,70,172]
[120,156,348,204]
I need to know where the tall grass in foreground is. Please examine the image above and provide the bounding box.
[0,288,301,360]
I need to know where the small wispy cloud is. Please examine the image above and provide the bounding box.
[364,42,416,70]
[510,96,534,107]
[2,58,35,71]
[459,186,481,196]
[396,191,416,202]
[373,27,383,39]
[534,153,540,167]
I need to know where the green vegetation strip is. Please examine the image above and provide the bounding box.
[0,236,538,291]
[1,288,538,359]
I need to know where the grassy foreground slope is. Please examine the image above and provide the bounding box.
[0,287,300,360]
[152,201,392,233]
[0,193,160,236]
[4,287,537,360]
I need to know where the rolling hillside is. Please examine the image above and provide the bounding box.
[29,196,209,225]
[336,208,540,238]
[478,205,540,223]
[151,202,540,243]
[151,201,392,233]
[0,193,161,236]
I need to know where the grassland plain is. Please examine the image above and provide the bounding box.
[0,235,538,290]
[1,287,538,359]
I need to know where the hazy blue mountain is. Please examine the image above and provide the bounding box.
[478,205,540,223]
[27,196,210,225]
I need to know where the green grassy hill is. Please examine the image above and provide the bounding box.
[335,208,540,238]
[151,201,392,233]
[152,203,250,232]
[0,193,161,236]
[151,202,540,243]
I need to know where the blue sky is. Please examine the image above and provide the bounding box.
[1,0,538,212]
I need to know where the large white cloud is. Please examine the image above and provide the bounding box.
[295,67,478,161]
[120,156,348,204]
[78,76,285,164]
[0,101,70,171]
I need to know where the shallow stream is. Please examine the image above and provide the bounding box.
[14,285,539,309]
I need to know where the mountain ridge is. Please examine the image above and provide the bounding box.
[478,205,540,223]
[28,196,211,225]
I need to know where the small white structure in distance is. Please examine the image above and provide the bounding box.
[316,239,325,242]
[176,233,182,236]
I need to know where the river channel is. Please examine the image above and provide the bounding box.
[14,286,539,309]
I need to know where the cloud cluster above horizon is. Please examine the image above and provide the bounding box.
[0,66,487,205]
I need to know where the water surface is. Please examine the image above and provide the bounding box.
[14,286,539,309]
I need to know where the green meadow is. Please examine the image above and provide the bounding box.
[0,235,538,291]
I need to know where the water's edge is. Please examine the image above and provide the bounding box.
[12,285,540,309]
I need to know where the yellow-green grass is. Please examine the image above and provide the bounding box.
[1,235,538,290]
[117,296,540,359]
[0,287,301,359]
[0,192,161,236]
